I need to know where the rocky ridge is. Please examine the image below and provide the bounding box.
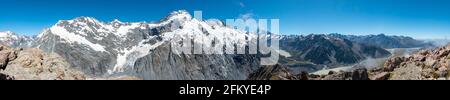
[377,44,450,80]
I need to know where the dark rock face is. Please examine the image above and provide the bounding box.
[351,68,370,80]
[37,33,115,75]
[297,71,309,80]
[132,43,261,80]
[0,73,14,80]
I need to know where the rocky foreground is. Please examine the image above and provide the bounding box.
[379,44,450,80]
[0,45,86,80]
[0,45,142,80]
[249,45,450,80]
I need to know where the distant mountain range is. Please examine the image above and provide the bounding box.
[328,33,434,48]
[0,31,35,48]
[279,34,392,72]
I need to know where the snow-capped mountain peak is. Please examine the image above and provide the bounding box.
[70,16,101,24]
[0,31,35,47]
[48,24,107,52]
[36,10,261,79]
[166,10,192,20]
[147,10,192,28]
[111,19,124,27]
[0,31,18,39]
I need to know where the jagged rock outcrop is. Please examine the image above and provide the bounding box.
[0,45,86,80]
[374,44,450,80]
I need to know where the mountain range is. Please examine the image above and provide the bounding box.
[35,10,261,79]
[279,34,392,72]
[328,33,434,48]
[0,10,440,80]
[0,31,35,48]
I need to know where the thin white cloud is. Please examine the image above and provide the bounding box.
[238,2,245,8]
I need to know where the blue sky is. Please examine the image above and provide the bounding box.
[1,0,450,39]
